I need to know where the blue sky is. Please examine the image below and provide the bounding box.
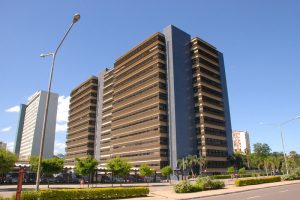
[0,0,299,154]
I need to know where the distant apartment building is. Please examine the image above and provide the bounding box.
[15,91,58,160]
[232,130,251,153]
[65,25,233,173]
[65,76,98,165]
[0,141,7,149]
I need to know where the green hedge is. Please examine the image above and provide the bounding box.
[212,174,252,179]
[174,181,204,193]
[195,177,225,190]
[21,187,149,200]
[235,176,281,187]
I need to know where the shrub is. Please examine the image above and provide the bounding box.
[281,168,300,181]
[196,177,225,190]
[174,181,192,193]
[238,168,246,174]
[235,176,281,187]
[191,183,204,192]
[19,187,149,200]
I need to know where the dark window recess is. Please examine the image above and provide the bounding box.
[200,67,220,80]
[201,86,223,98]
[88,128,95,133]
[160,126,168,133]
[192,67,199,74]
[206,138,227,147]
[159,103,167,111]
[207,161,228,168]
[159,114,168,122]
[159,72,166,79]
[206,149,228,157]
[204,116,225,127]
[194,96,199,103]
[199,57,219,71]
[159,93,167,100]
[200,76,222,89]
[202,96,224,107]
[198,49,219,64]
[87,150,94,155]
[160,149,168,156]
[193,77,198,83]
[193,86,199,93]
[194,106,200,113]
[203,106,224,116]
[159,82,167,89]
[195,116,200,123]
[160,138,168,145]
[205,127,226,136]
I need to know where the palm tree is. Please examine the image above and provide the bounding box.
[186,155,198,178]
[196,156,207,176]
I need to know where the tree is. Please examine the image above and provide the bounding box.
[196,156,207,176]
[253,143,271,174]
[160,166,172,184]
[29,156,39,172]
[75,156,98,188]
[238,167,246,174]
[0,148,17,183]
[227,166,235,178]
[139,164,154,185]
[107,157,131,187]
[42,157,64,188]
[253,143,271,158]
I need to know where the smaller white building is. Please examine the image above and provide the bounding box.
[18,91,58,160]
[0,141,7,149]
[232,130,251,153]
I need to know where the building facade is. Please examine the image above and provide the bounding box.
[16,91,58,160]
[0,141,7,150]
[232,130,251,153]
[66,25,233,173]
[65,76,98,165]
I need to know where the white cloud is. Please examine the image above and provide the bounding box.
[56,123,67,132]
[54,141,66,154]
[55,96,70,133]
[7,142,14,152]
[5,105,20,113]
[0,126,12,132]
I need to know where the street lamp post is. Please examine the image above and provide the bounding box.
[35,13,80,191]
[279,116,300,175]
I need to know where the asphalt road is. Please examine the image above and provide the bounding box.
[196,183,300,200]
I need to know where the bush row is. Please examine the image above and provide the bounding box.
[235,176,281,187]
[212,174,252,179]
[20,187,149,200]
[281,168,300,181]
[174,177,225,193]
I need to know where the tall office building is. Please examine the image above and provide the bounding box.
[66,25,233,173]
[232,130,251,153]
[15,91,58,160]
[65,76,98,165]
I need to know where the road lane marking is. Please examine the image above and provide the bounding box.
[279,190,289,193]
[246,196,261,199]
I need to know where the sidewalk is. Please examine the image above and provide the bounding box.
[134,180,300,200]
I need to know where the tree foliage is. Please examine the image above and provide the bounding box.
[139,164,154,177]
[107,157,131,178]
[75,156,98,177]
[0,148,17,174]
[42,157,64,175]
[161,165,173,184]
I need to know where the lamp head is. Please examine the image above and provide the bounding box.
[73,13,80,23]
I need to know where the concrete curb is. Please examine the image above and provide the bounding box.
[145,181,300,200]
[176,181,300,200]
